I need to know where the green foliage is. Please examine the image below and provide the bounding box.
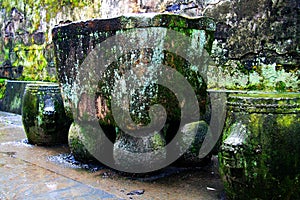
[12,44,56,82]
[1,0,99,81]
[0,79,6,99]
[275,80,286,92]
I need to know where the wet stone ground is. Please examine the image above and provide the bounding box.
[0,111,224,199]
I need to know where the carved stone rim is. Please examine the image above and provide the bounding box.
[25,83,60,92]
[52,13,216,40]
[227,92,300,113]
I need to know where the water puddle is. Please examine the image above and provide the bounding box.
[48,153,105,172]
[0,151,17,157]
[0,114,23,127]
[119,166,197,182]
[48,152,210,182]
[0,111,224,199]
[0,138,33,147]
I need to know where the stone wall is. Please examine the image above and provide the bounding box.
[0,80,44,114]
[204,0,300,91]
[0,0,101,80]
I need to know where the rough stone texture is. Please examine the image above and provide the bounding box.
[174,121,211,166]
[100,0,169,18]
[0,0,101,80]
[205,0,299,63]
[219,93,300,199]
[1,0,174,80]
[52,13,215,123]
[114,130,166,172]
[203,0,300,91]
[52,14,215,165]
[68,122,102,163]
[1,0,298,89]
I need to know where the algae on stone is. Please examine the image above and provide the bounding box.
[219,93,300,199]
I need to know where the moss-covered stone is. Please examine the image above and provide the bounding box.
[205,0,299,65]
[203,0,299,92]
[68,122,98,163]
[208,61,300,92]
[68,121,115,164]
[0,79,7,99]
[22,83,72,145]
[219,92,300,199]
[0,0,101,80]
[174,121,211,167]
[114,130,166,172]
[52,14,215,166]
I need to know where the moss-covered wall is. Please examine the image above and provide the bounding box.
[203,0,299,91]
[0,0,101,81]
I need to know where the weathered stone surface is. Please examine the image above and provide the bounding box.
[114,130,166,172]
[203,0,300,91]
[1,0,298,89]
[205,0,299,63]
[53,14,215,165]
[174,121,211,166]
[0,0,101,80]
[68,122,101,163]
[219,93,300,199]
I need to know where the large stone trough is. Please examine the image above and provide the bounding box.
[52,13,216,172]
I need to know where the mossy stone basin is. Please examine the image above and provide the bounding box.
[52,13,216,168]
[22,83,72,145]
[219,92,300,199]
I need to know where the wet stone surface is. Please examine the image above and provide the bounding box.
[0,152,118,199]
[0,111,224,199]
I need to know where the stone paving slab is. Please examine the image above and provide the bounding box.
[0,112,122,200]
[0,153,119,200]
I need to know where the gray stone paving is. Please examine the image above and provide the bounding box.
[0,112,121,200]
[0,153,120,200]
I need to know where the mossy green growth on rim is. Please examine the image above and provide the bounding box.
[227,92,300,113]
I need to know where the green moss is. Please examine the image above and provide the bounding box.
[68,122,100,163]
[1,0,100,81]
[12,44,56,81]
[10,96,22,110]
[219,95,300,199]
[275,81,286,92]
[276,114,294,127]
[231,92,300,99]
[0,79,6,99]
[211,62,299,91]
[151,132,165,150]
[22,87,38,130]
